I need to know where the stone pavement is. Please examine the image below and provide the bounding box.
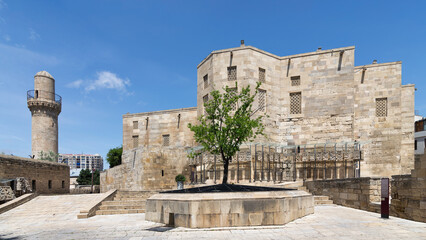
[0,194,425,240]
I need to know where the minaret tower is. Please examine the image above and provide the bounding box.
[27,71,62,159]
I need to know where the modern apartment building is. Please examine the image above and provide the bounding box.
[59,154,103,171]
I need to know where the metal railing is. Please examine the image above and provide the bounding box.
[27,90,62,104]
[188,141,367,184]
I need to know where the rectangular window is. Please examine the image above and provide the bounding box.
[62,180,65,188]
[258,89,266,112]
[259,68,265,83]
[132,135,139,148]
[229,88,237,110]
[203,94,209,114]
[163,134,170,147]
[415,140,417,150]
[376,98,387,117]
[133,121,138,129]
[203,74,208,89]
[48,180,52,189]
[291,76,300,86]
[290,92,302,114]
[228,66,237,81]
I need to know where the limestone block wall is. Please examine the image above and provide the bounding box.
[197,46,356,144]
[0,154,69,194]
[354,62,414,177]
[123,107,197,151]
[196,45,414,179]
[304,178,381,211]
[391,154,426,222]
[101,146,192,192]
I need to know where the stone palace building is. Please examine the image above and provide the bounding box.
[101,42,415,192]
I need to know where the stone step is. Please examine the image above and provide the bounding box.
[101,200,146,206]
[115,191,157,196]
[113,197,151,201]
[99,205,145,210]
[298,186,307,191]
[275,181,304,189]
[314,196,330,201]
[95,209,145,215]
[315,200,334,205]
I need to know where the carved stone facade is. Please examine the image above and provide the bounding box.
[101,44,415,191]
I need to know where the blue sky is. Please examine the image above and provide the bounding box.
[0,1,425,169]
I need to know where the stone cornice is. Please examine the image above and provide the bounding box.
[123,107,197,118]
[355,61,402,70]
[197,45,356,68]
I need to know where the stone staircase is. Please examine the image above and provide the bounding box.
[96,191,157,215]
[314,195,333,205]
[277,181,334,205]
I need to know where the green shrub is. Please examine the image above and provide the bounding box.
[175,174,186,182]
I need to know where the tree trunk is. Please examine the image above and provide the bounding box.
[222,158,229,184]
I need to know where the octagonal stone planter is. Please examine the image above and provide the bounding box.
[145,189,314,228]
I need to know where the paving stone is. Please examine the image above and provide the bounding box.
[0,194,425,239]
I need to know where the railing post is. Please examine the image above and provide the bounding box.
[214,155,217,184]
[254,144,257,182]
[323,143,327,180]
[334,143,337,179]
[237,152,239,183]
[261,145,264,182]
[314,144,317,180]
[268,146,271,182]
[249,145,252,183]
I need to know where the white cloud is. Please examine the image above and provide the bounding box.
[0,0,6,10]
[29,28,40,40]
[85,71,130,92]
[3,34,10,41]
[67,79,83,88]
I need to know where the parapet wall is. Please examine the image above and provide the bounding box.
[391,154,426,222]
[304,177,381,212]
[0,154,69,194]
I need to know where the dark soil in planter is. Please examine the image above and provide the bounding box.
[161,184,295,193]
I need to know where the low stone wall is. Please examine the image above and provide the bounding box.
[70,185,100,194]
[146,190,314,228]
[0,154,69,194]
[391,155,426,222]
[304,177,381,212]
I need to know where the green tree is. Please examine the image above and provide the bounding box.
[39,151,59,162]
[76,169,100,185]
[107,146,123,168]
[188,82,265,184]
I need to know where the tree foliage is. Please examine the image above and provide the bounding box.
[106,146,123,168]
[76,169,100,185]
[188,82,265,184]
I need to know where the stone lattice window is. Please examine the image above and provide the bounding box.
[229,88,237,110]
[203,74,208,89]
[258,89,266,112]
[203,94,209,114]
[163,134,170,147]
[133,121,138,129]
[132,135,139,148]
[376,98,387,117]
[259,68,265,83]
[290,92,302,114]
[228,66,237,81]
[291,76,300,86]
